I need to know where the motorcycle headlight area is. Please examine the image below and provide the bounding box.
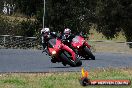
[52,50,56,55]
[77,46,80,48]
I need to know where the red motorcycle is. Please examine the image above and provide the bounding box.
[47,38,82,67]
[71,35,95,60]
[62,34,95,60]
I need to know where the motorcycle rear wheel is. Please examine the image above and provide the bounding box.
[84,46,95,60]
[76,59,82,66]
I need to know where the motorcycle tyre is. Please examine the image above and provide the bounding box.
[84,47,95,60]
[60,52,76,67]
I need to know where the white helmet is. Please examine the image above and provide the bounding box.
[41,28,50,34]
[64,28,71,34]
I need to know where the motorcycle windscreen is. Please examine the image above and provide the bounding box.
[72,36,84,48]
[72,36,79,43]
[48,39,56,48]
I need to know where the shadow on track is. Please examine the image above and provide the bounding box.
[50,66,71,68]
[50,66,82,68]
[80,57,102,60]
[80,58,96,60]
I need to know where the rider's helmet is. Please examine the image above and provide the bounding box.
[63,28,71,37]
[41,28,51,38]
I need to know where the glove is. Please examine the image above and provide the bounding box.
[61,39,65,43]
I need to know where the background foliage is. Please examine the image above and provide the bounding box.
[0,0,132,45]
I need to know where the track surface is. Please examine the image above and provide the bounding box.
[0,49,132,72]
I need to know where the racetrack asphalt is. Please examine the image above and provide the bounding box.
[0,49,132,72]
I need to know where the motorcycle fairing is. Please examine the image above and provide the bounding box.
[71,36,85,49]
[61,44,76,61]
[48,38,61,56]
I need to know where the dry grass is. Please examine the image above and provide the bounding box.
[87,28,132,54]
[89,41,132,55]
[88,29,131,54]
[1,15,36,22]
[89,28,126,42]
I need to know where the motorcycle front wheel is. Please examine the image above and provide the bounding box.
[60,51,82,67]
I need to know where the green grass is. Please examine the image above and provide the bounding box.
[0,68,131,88]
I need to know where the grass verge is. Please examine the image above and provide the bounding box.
[89,41,132,54]
[0,68,131,88]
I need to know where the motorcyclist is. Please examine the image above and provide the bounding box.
[62,28,75,39]
[61,28,75,49]
[41,28,57,51]
[41,28,58,63]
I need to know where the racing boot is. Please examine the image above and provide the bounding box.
[51,57,57,63]
[62,62,66,66]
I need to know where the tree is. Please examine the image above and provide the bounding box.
[12,0,43,17]
[1,0,132,48]
[95,0,132,47]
